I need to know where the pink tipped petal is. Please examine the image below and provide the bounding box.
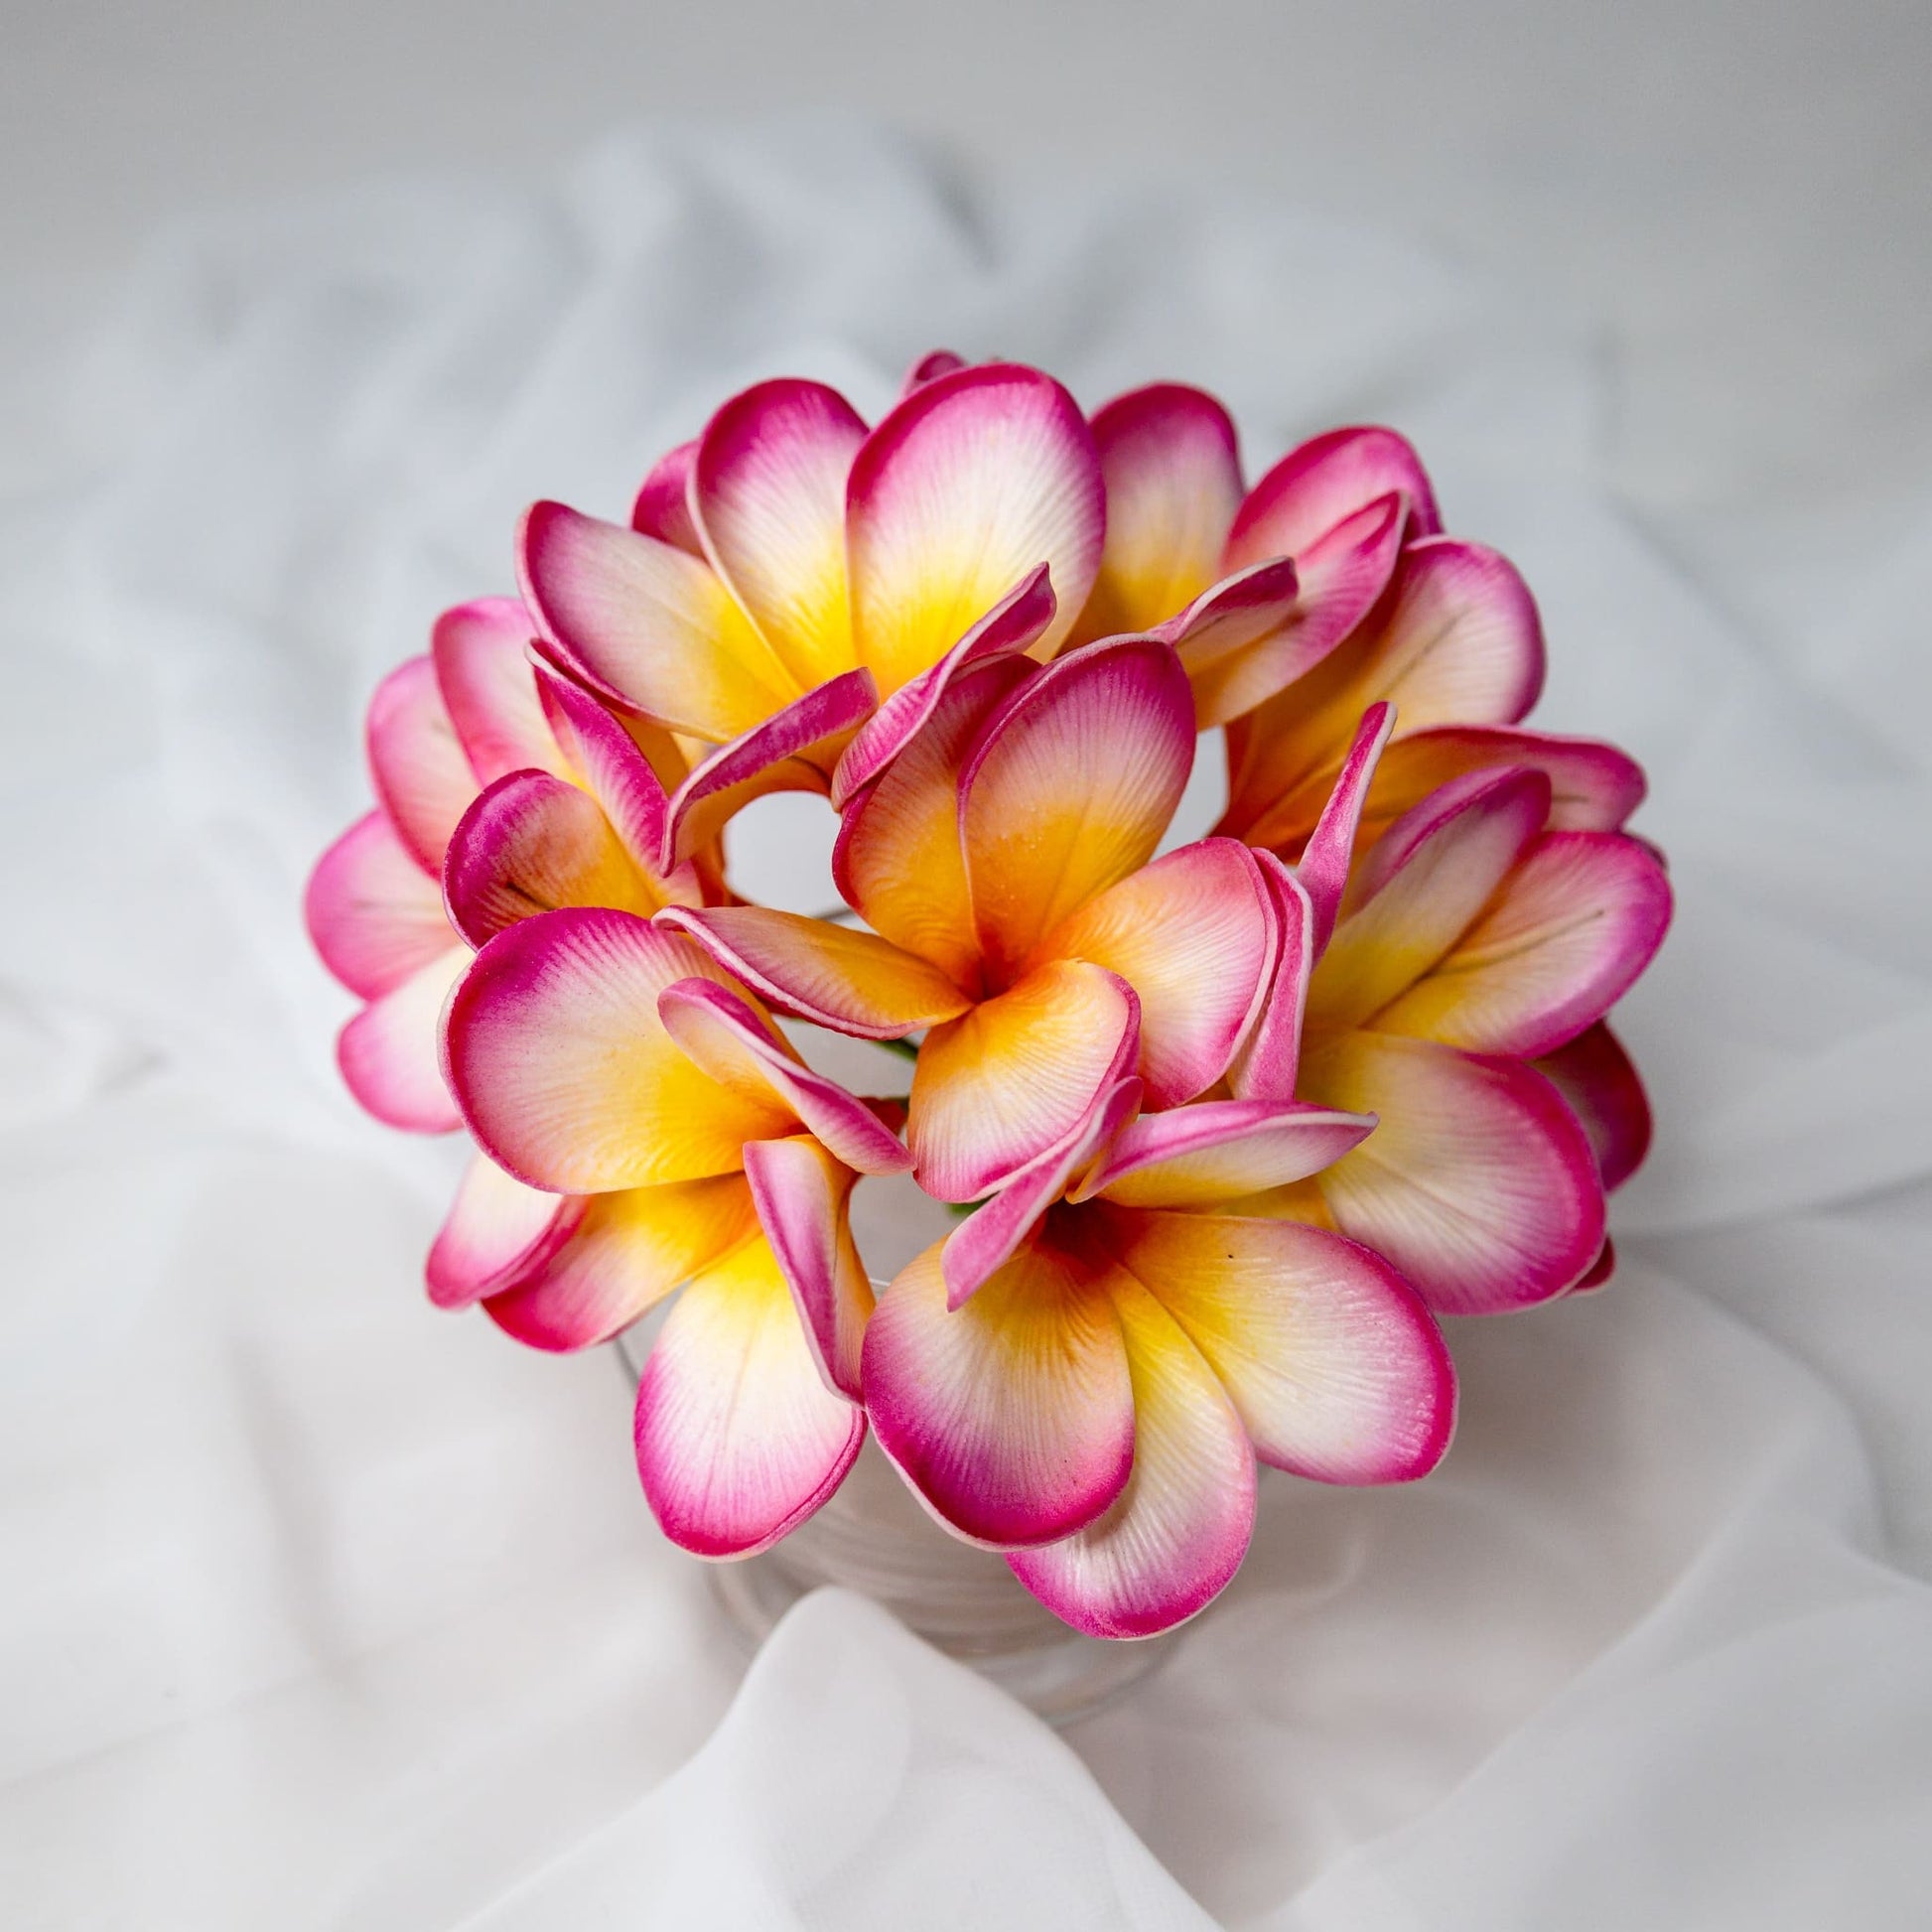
[1081,383,1244,638]
[1534,1023,1654,1189]
[961,637,1196,980]
[899,348,969,396]
[1372,831,1674,1059]
[1227,855,1313,1103]
[657,904,972,1039]
[864,1238,1134,1549]
[634,1237,866,1558]
[364,655,478,873]
[338,943,468,1133]
[1099,1207,1454,1483]
[847,362,1105,693]
[431,598,564,786]
[1009,1278,1254,1640]
[1571,1236,1617,1294]
[1306,1032,1605,1314]
[306,809,457,1001]
[743,1135,872,1399]
[1296,701,1396,955]
[911,960,1141,1202]
[691,379,869,692]
[1188,496,1406,728]
[1366,727,1648,842]
[1082,1099,1377,1209]
[660,668,877,867]
[426,1154,577,1310]
[829,566,1055,809]
[1035,837,1276,1108]
[630,439,703,554]
[517,501,796,740]
[486,1173,760,1352]
[941,1076,1143,1310]
[657,977,913,1175]
[1224,423,1441,569]
[444,908,790,1191]
[1307,765,1552,1036]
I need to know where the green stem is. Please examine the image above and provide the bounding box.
[876,1035,921,1063]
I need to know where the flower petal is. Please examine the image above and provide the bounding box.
[657,904,972,1038]
[1079,382,1243,638]
[829,565,1055,810]
[1306,765,1552,1037]
[1372,831,1673,1058]
[517,501,797,740]
[910,959,1140,1202]
[846,362,1105,694]
[338,943,468,1133]
[1226,855,1313,1103]
[630,439,703,554]
[306,809,456,1001]
[444,907,790,1191]
[656,976,914,1175]
[1035,837,1276,1107]
[431,597,563,786]
[864,1237,1134,1549]
[1292,700,1395,956]
[1304,1032,1605,1313]
[1533,1022,1653,1189]
[691,378,869,692]
[486,1173,760,1351]
[1223,423,1441,570]
[634,1237,866,1558]
[743,1135,872,1399]
[1097,1206,1454,1482]
[1080,1099,1376,1209]
[961,637,1196,981]
[364,655,477,873]
[1008,1276,1253,1640]
[1362,726,1647,845]
[426,1154,577,1310]
[899,348,968,396]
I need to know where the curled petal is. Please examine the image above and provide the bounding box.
[1534,1022,1653,1189]
[364,655,477,873]
[692,378,869,690]
[486,1173,760,1352]
[846,362,1105,693]
[1079,1099,1376,1209]
[1224,423,1441,569]
[744,1135,872,1399]
[306,809,457,1001]
[864,1239,1134,1549]
[1035,837,1276,1107]
[634,1237,866,1558]
[961,637,1196,981]
[444,908,789,1191]
[427,1154,577,1310]
[1080,383,1243,638]
[658,904,972,1038]
[630,439,704,555]
[1097,1207,1454,1483]
[1009,1277,1254,1640]
[1305,1032,1604,1314]
[899,348,968,396]
[1227,856,1313,1103]
[657,977,913,1175]
[1372,830,1673,1059]
[910,960,1141,1202]
[431,598,562,786]
[1363,727,1647,845]
[338,943,468,1133]
[1570,1236,1618,1295]
[1295,701,1396,956]
[517,501,797,740]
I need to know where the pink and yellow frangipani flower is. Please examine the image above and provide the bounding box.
[661,636,1281,1201]
[516,363,1107,866]
[1233,711,1673,1314]
[862,1068,1454,1639]
[305,598,705,1134]
[440,906,912,1556]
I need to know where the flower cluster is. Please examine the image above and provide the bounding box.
[307,357,1670,1637]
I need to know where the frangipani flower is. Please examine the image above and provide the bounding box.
[305,598,701,1131]
[862,1042,1454,1638]
[516,363,1107,868]
[440,907,913,1555]
[660,636,1280,1201]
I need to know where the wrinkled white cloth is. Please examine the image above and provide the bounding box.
[2,121,1929,1929]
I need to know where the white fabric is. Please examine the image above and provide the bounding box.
[3,122,1929,1927]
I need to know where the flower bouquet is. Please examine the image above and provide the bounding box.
[307,356,1670,1653]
